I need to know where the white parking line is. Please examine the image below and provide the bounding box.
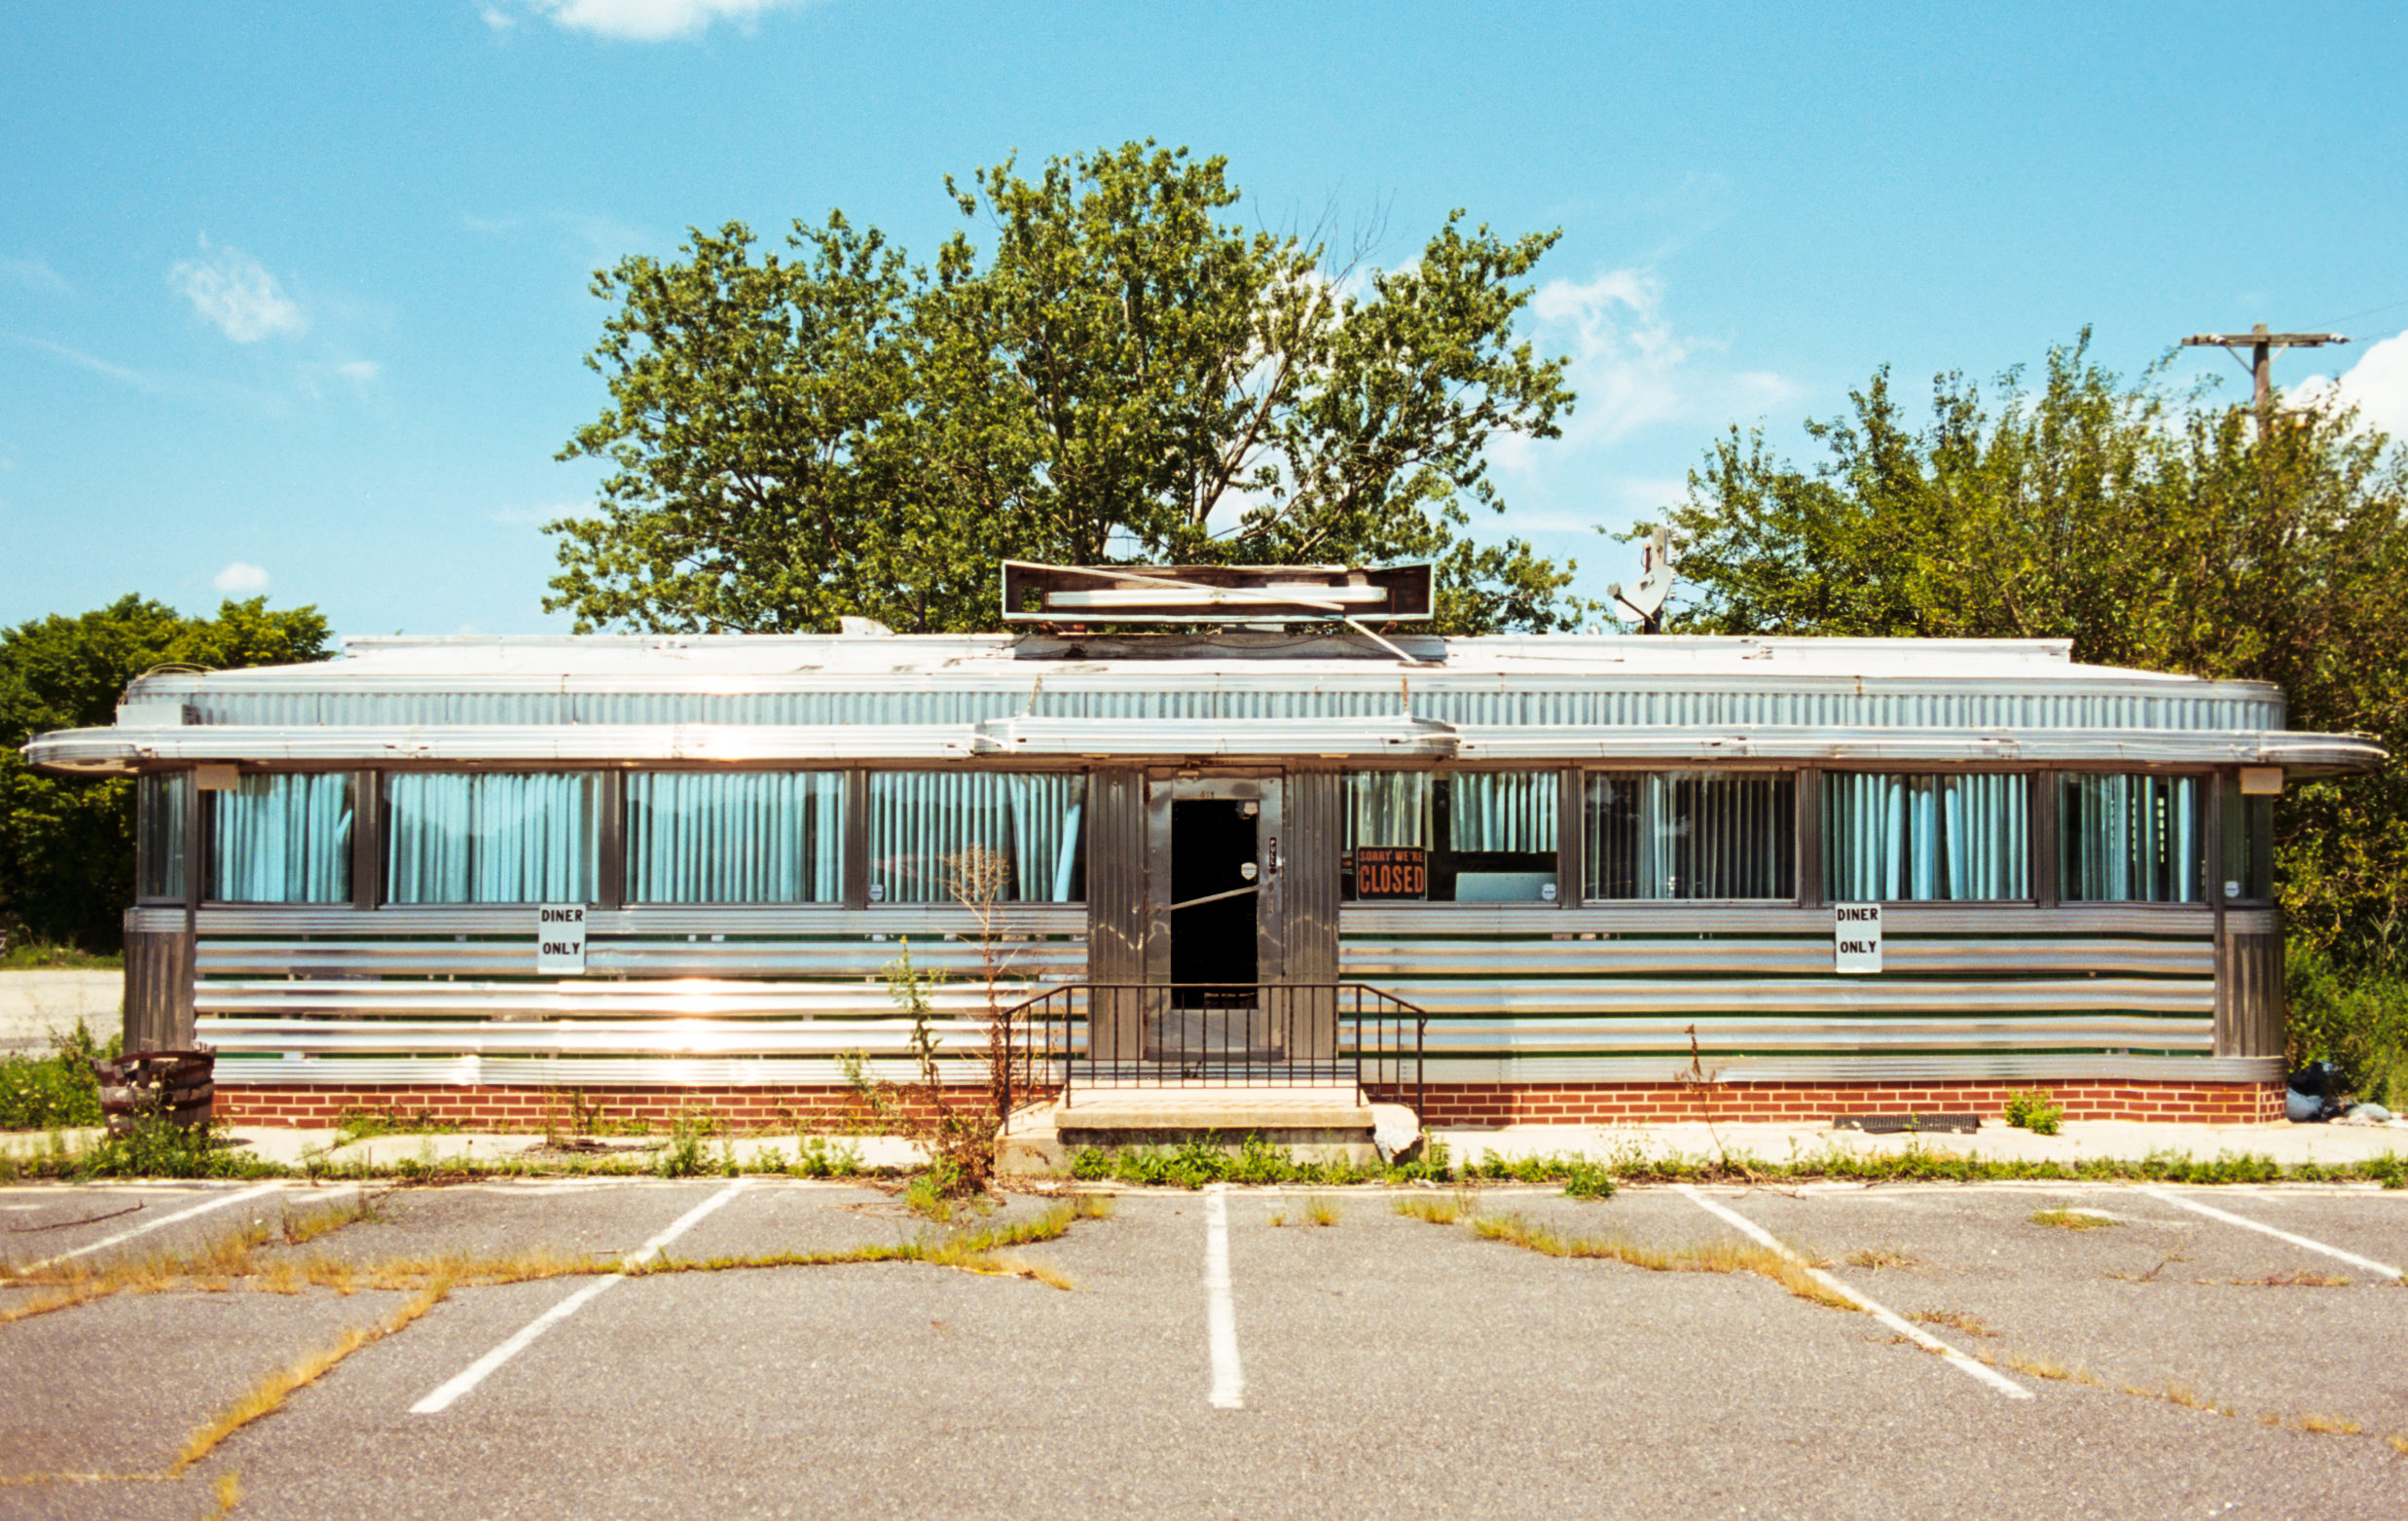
[1672,1185,2032,1400]
[410,1178,750,1416]
[1203,1182,1243,1410]
[25,1181,286,1272]
[2139,1188,2405,1281]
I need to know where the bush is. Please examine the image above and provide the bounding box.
[2287,942,2408,1109]
[2003,1090,2063,1136]
[0,1021,115,1129]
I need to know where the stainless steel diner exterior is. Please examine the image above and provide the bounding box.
[21,626,2386,1129]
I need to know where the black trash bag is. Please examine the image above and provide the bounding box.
[2290,1060,2345,1098]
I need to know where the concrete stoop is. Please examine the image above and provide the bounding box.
[996,1085,1423,1174]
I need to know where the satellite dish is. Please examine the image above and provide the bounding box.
[1606,526,1674,634]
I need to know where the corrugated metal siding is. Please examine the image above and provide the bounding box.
[150,675,2283,734]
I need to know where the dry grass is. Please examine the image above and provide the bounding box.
[2235,1269,2351,1287]
[1301,1196,1340,1228]
[1470,1213,1860,1313]
[1265,1210,1287,1227]
[1911,1309,1994,1337]
[2029,1208,2118,1230]
[198,1470,242,1519]
[1392,1191,1475,1225]
[278,1191,383,1248]
[173,1280,452,1474]
[1998,1351,2109,1388]
[1845,1248,1916,1270]
[2293,1412,2365,1435]
[2388,1432,2408,1456]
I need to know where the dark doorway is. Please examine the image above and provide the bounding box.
[1169,798,1259,1002]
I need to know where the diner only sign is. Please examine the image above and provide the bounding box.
[1355,846,1429,900]
[538,903,588,974]
[1833,902,1882,973]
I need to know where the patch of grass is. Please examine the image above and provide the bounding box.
[1301,1195,1339,1227]
[2234,1269,2351,1287]
[0,1021,115,1130]
[1392,1190,1475,1225]
[2029,1208,2118,1230]
[1845,1247,1916,1270]
[1999,1351,2108,1388]
[332,1109,456,1145]
[1265,1209,1286,1227]
[278,1190,383,1247]
[199,1470,242,1520]
[173,1280,451,1473]
[1911,1308,1994,1337]
[0,940,121,970]
[1470,1212,1858,1312]
[1561,1161,1616,1200]
[2003,1089,2064,1136]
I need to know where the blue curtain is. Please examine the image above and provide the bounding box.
[1823,774,2029,901]
[385,773,596,904]
[868,773,1085,903]
[209,774,351,903]
[1448,772,1557,852]
[1345,773,1430,850]
[1587,770,1794,900]
[2061,774,2203,903]
[626,772,844,903]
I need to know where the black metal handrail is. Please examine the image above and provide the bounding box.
[1000,982,1427,1118]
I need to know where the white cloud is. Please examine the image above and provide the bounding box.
[213,561,271,594]
[13,336,163,392]
[1,256,69,294]
[2295,327,2408,441]
[519,0,797,40]
[168,237,308,344]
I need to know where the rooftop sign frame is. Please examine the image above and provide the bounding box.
[1001,561,1434,625]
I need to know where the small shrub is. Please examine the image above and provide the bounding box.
[791,1134,863,1178]
[2003,1090,2063,1136]
[1561,1161,1617,1200]
[654,1112,711,1177]
[0,1021,115,1130]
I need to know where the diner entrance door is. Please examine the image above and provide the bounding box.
[1143,774,1282,1066]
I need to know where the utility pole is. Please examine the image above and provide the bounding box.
[2180,323,2349,438]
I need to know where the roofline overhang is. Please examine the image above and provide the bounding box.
[20,721,2387,778]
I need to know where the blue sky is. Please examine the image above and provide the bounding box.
[4,1,2405,638]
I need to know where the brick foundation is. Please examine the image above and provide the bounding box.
[212,1078,2286,1130]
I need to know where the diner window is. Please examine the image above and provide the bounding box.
[208,773,354,903]
[1340,771,1558,902]
[136,772,190,902]
[384,773,598,904]
[2059,773,2204,903]
[1823,773,2029,901]
[2219,774,2274,903]
[867,772,1085,903]
[1586,770,1794,900]
[626,772,844,904]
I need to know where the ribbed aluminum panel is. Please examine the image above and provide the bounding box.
[1339,903,2218,936]
[1366,978,2213,1016]
[1338,937,2214,977]
[1425,1054,2280,1083]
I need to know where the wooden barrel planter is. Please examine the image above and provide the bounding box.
[91,1050,216,1137]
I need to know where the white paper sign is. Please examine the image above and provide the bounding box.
[537,903,588,975]
[1833,902,1882,974]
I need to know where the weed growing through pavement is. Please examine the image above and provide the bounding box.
[1845,1247,1916,1270]
[279,1190,383,1247]
[1468,1212,1858,1313]
[1301,1196,1339,1227]
[199,1471,241,1520]
[1265,1209,1287,1227]
[1391,1190,1476,1225]
[1911,1309,1994,1336]
[2003,1090,2064,1136]
[2029,1208,2118,1230]
[2233,1269,2350,1286]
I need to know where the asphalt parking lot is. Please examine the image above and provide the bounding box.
[3,1177,2404,1520]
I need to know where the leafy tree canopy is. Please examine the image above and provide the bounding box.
[1635,333,2408,974]
[549,141,1580,635]
[1,596,331,951]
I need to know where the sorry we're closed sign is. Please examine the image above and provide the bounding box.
[1355,847,1428,900]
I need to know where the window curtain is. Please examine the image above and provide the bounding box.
[1823,774,2029,901]
[137,773,190,901]
[207,774,352,903]
[1447,772,1557,852]
[625,772,844,903]
[1345,773,1431,850]
[2060,774,2203,903]
[1587,770,1795,900]
[384,773,596,904]
[868,773,1085,903]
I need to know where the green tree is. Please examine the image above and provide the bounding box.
[1634,333,2408,978]
[550,141,1579,635]
[0,596,331,951]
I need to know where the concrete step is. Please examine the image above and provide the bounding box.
[1056,1084,1374,1132]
